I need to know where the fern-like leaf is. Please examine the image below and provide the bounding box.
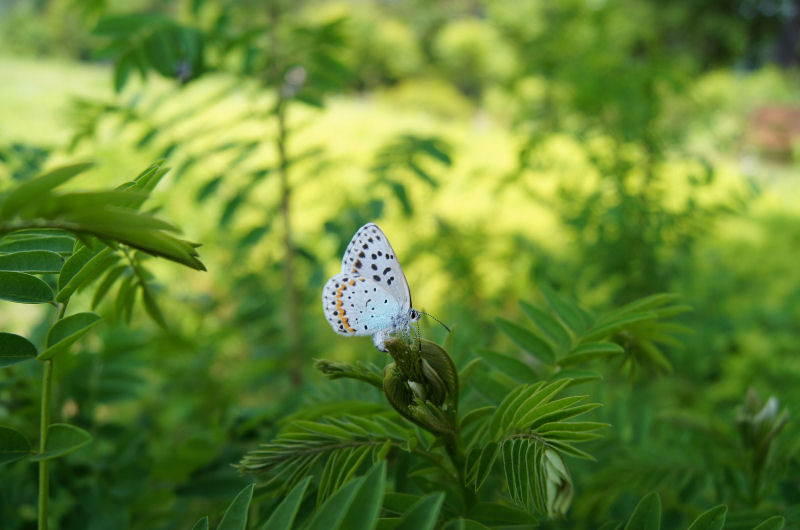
[471,379,607,515]
[237,414,412,502]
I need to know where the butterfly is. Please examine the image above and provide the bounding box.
[322,223,421,351]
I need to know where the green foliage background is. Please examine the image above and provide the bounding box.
[0,0,799,528]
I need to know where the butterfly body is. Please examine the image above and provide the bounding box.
[322,223,420,350]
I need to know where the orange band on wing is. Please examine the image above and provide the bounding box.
[335,283,355,333]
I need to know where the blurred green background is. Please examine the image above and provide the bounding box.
[1,0,799,528]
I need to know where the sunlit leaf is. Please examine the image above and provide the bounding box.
[0,162,93,218]
[65,207,180,233]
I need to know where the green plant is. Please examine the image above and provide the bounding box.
[0,161,204,529]
[87,1,358,388]
[230,289,698,527]
[611,492,785,530]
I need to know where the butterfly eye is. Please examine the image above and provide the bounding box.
[410,309,420,321]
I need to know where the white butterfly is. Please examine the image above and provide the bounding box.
[322,223,420,351]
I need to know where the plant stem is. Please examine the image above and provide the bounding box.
[38,302,66,530]
[267,3,302,388]
[38,359,53,530]
[444,434,477,511]
[750,452,764,506]
[276,98,302,387]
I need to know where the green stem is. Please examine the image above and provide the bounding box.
[38,359,53,530]
[38,301,67,530]
[750,451,764,506]
[444,433,477,511]
[276,99,302,388]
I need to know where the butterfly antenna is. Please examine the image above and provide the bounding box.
[421,311,451,333]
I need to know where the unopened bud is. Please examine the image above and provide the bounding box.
[382,338,459,435]
[544,449,573,517]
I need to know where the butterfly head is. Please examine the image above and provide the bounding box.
[409,308,421,323]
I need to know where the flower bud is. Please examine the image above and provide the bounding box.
[544,449,574,517]
[382,337,459,435]
[736,388,789,451]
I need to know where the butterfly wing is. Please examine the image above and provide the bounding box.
[340,223,411,311]
[322,272,402,336]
